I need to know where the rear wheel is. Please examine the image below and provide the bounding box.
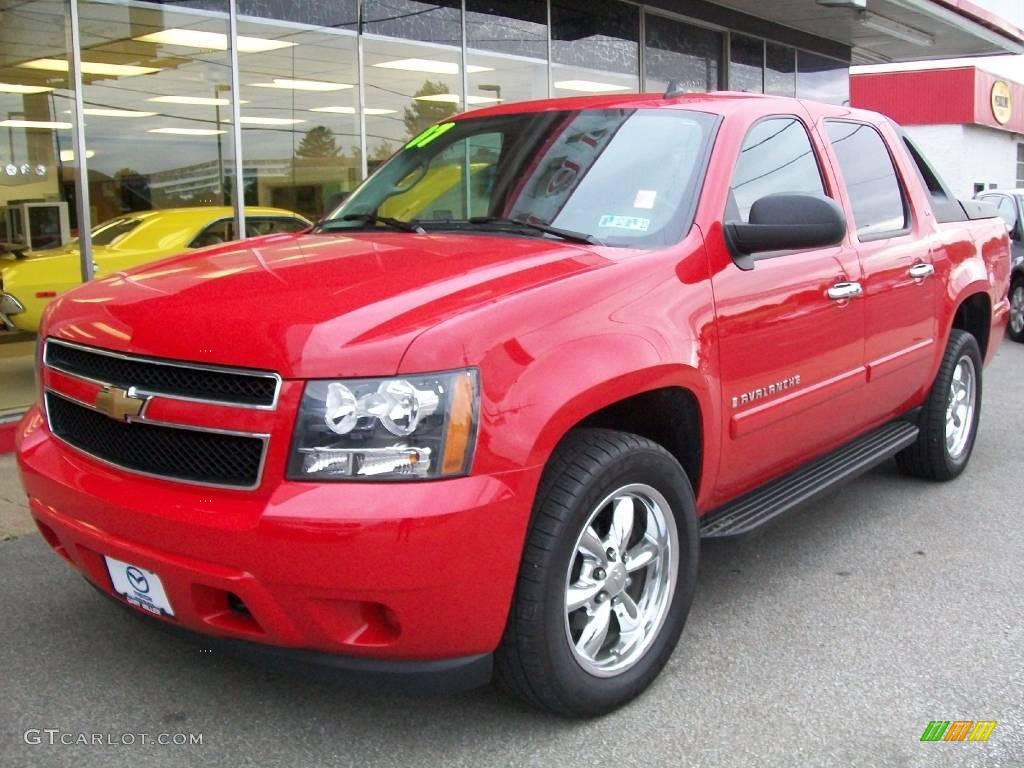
[495,429,699,717]
[1009,276,1024,343]
[896,329,982,481]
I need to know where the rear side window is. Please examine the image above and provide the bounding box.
[728,117,826,222]
[825,121,908,239]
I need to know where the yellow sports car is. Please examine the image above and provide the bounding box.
[0,206,310,332]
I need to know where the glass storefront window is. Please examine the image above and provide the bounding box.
[729,34,764,94]
[77,0,234,218]
[797,50,849,106]
[765,41,796,97]
[466,0,549,110]
[551,0,639,97]
[236,2,360,220]
[643,14,722,94]
[363,1,465,172]
[0,0,75,243]
[0,0,73,414]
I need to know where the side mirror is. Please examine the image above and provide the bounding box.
[724,193,847,271]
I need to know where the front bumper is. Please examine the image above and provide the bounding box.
[17,405,541,667]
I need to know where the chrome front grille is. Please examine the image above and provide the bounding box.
[46,393,267,489]
[43,338,277,490]
[45,339,280,408]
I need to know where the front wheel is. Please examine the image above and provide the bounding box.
[1009,276,1024,343]
[495,429,699,717]
[896,329,982,481]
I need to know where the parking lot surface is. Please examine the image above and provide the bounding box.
[1,343,1022,768]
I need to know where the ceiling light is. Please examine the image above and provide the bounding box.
[81,108,157,118]
[858,11,934,46]
[250,78,352,91]
[59,149,96,161]
[0,82,53,94]
[148,127,226,136]
[235,116,305,125]
[0,119,71,129]
[134,28,295,53]
[373,58,492,75]
[554,80,632,93]
[148,95,249,106]
[20,58,160,77]
[816,0,865,7]
[310,106,397,115]
[414,94,500,105]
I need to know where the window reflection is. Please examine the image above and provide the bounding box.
[551,0,639,96]
[730,118,825,222]
[643,14,722,94]
[765,41,795,97]
[363,1,465,173]
[729,34,764,94]
[466,0,548,109]
[797,51,849,106]
[0,0,74,245]
[236,4,359,220]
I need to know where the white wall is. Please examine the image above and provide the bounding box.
[970,0,1024,28]
[904,123,1024,198]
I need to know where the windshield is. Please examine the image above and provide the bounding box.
[323,108,718,248]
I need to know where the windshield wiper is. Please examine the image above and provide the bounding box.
[318,213,425,234]
[468,216,603,246]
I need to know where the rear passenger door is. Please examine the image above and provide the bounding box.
[822,120,938,418]
[711,116,865,501]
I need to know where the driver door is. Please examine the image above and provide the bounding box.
[710,116,866,502]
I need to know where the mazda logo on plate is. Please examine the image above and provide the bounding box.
[125,566,150,594]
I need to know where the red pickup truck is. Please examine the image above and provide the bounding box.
[16,92,1011,717]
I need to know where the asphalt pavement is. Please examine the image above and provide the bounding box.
[1,342,1022,768]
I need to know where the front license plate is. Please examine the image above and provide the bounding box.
[104,557,175,618]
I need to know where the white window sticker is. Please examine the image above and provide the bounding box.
[633,189,657,209]
[598,214,651,232]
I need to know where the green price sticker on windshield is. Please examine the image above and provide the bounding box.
[406,122,455,149]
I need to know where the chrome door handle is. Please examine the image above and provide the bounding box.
[908,263,935,279]
[827,282,863,301]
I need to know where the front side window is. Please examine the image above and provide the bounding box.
[728,117,826,223]
[190,220,233,249]
[325,108,718,247]
[825,120,908,239]
[245,217,310,237]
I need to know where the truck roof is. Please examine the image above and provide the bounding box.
[460,90,886,125]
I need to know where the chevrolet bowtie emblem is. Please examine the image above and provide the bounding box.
[95,386,147,422]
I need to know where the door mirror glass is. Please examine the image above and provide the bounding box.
[724,192,846,270]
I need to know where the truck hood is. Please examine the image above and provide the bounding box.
[44,231,610,378]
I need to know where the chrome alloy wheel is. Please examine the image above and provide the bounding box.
[564,484,679,677]
[945,355,977,461]
[1011,284,1024,336]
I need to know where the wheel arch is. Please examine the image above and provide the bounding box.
[523,364,714,501]
[950,290,992,360]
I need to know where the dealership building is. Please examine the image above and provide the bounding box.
[1,0,1023,429]
[852,63,1024,197]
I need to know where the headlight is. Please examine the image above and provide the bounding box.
[287,369,479,481]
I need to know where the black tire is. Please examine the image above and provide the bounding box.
[896,329,982,481]
[494,428,699,717]
[1008,275,1024,344]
